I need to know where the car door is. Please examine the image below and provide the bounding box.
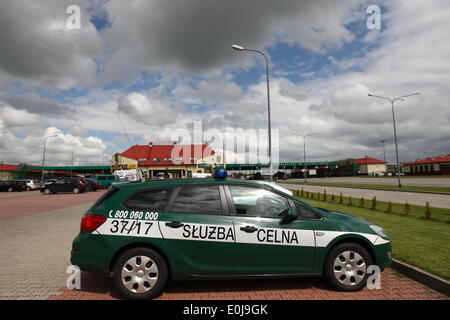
[226,184,316,275]
[53,179,68,192]
[158,185,235,277]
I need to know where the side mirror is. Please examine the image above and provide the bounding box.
[288,207,298,218]
[280,207,299,224]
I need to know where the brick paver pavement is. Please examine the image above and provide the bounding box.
[0,190,105,222]
[48,268,448,300]
[0,190,448,300]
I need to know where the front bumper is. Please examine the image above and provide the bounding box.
[373,240,392,268]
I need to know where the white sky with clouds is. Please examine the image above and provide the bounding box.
[0,0,449,166]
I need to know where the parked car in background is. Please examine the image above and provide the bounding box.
[92,175,120,189]
[17,179,41,191]
[0,180,28,192]
[82,178,100,191]
[40,177,87,194]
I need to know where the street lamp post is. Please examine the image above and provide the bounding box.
[232,44,272,182]
[292,133,313,184]
[368,92,420,187]
[41,134,58,183]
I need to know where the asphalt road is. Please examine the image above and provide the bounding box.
[280,183,450,208]
[289,177,450,187]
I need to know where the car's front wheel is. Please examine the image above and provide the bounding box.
[113,247,168,300]
[73,187,80,194]
[43,188,52,195]
[8,187,13,192]
[324,242,373,291]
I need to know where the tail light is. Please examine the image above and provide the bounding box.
[80,214,106,232]
[78,181,85,186]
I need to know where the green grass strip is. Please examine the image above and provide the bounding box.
[284,181,450,193]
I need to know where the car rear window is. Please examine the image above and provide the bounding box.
[90,187,120,209]
[123,188,173,211]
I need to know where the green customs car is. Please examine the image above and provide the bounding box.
[71,171,392,300]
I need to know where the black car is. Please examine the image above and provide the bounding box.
[0,180,28,192]
[40,177,87,194]
[81,178,100,191]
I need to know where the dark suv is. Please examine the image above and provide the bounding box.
[40,177,87,194]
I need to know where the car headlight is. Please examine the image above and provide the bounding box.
[370,225,388,238]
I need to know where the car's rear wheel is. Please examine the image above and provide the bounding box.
[8,187,13,192]
[324,242,372,291]
[113,247,168,300]
[26,186,31,191]
[73,187,80,194]
[44,188,52,195]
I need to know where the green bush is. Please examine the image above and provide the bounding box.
[404,201,411,215]
[371,196,377,210]
[425,202,432,219]
[359,197,365,207]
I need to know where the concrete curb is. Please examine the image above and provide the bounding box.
[391,259,450,297]
[284,183,450,195]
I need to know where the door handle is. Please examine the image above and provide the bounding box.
[240,226,258,233]
[165,221,184,228]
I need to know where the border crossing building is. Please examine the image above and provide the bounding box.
[111,142,221,179]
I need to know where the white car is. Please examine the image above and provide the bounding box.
[19,179,41,191]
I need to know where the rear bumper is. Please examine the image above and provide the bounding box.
[70,232,113,275]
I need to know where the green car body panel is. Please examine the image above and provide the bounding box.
[71,179,392,280]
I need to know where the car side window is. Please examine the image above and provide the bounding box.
[294,202,322,219]
[98,176,106,181]
[229,186,290,218]
[124,188,173,211]
[170,186,222,215]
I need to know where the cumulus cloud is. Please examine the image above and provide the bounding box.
[101,0,361,75]
[0,0,102,88]
[1,93,74,117]
[0,127,108,165]
[0,0,449,166]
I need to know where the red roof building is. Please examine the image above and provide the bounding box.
[112,142,219,179]
[401,154,450,175]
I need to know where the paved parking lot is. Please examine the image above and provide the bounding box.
[0,190,448,300]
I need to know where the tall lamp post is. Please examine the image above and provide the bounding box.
[368,92,420,187]
[41,134,58,183]
[232,44,272,181]
[380,139,386,163]
[292,133,314,184]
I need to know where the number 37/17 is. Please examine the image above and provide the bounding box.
[109,220,153,236]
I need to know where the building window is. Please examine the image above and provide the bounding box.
[153,158,160,162]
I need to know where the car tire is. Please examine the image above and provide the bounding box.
[73,187,80,194]
[44,188,52,195]
[113,247,169,300]
[26,186,31,191]
[8,187,13,192]
[324,242,373,292]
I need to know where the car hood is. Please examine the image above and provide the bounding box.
[316,207,379,234]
